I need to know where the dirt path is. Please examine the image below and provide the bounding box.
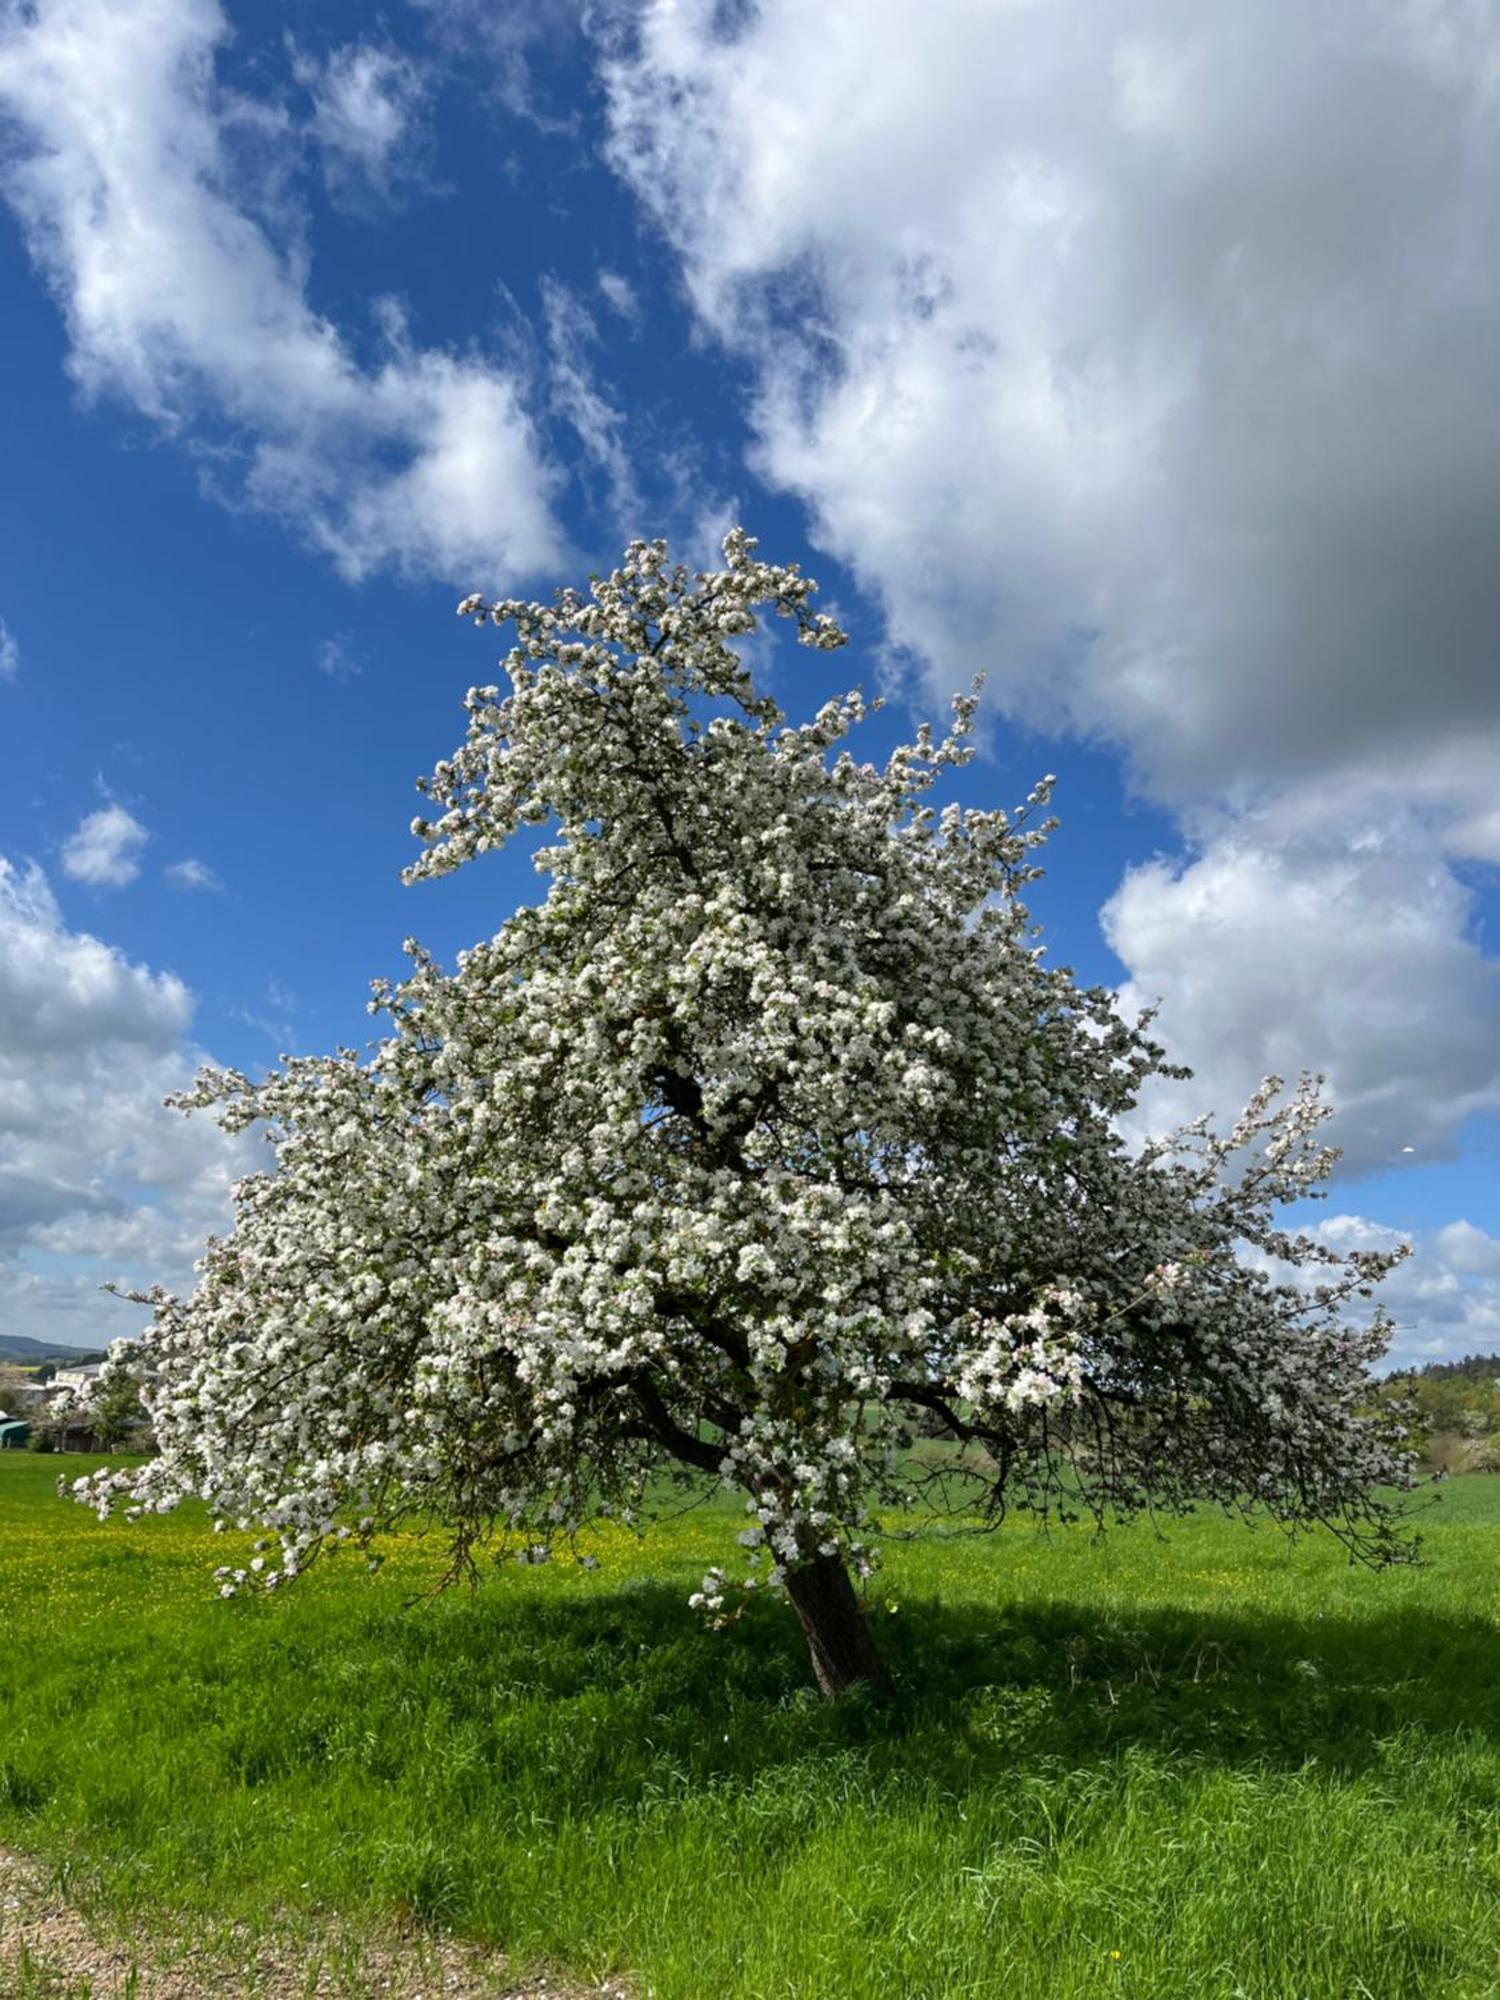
[0,1848,630,2000]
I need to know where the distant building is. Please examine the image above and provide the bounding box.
[51,1363,105,1394]
[0,1419,31,1450]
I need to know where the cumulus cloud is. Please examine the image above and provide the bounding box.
[604,0,1500,803]
[1104,794,1500,1173]
[0,619,17,681]
[0,857,253,1346]
[0,0,565,585]
[61,804,148,889]
[602,0,1500,1168]
[1433,1220,1500,1281]
[0,858,188,1048]
[1257,1214,1500,1373]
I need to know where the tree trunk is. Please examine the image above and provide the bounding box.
[784,1550,887,1698]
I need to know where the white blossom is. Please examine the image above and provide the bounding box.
[75,532,1416,1654]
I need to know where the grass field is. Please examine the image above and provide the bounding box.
[5,1454,1500,1998]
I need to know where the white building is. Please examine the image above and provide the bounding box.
[50,1362,105,1394]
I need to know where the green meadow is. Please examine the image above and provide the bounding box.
[5,1452,1500,1998]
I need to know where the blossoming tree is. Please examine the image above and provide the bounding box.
[77,534,1414,1696]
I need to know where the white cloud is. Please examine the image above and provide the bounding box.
[164,856,220,891]
[0,619,17,681]
[0,857,253,1347]
[1269,1215,1500,1373]
[603,0,1500,806]
[1233,1208,1500,1369]
[0,858,189,1049]
[296,42,428,199]
[0,0,565,586]
[1433,1220,1500,1281]
[61,804,148,889]
[1103,792,1500,1174]
[602,1,1500,1165]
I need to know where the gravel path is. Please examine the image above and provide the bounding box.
[0,1848,630,2000]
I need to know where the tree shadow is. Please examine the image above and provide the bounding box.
[12,1564,1500,1983]
[875,1589,1497,1776]
[360,1573,1500,1803]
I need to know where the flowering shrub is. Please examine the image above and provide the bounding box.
[73,533,1414,1694]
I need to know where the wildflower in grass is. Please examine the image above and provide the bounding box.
[73,532,1416,1697]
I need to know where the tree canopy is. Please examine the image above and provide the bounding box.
[76,533,1415,1695]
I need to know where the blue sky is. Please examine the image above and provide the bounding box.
[1,0,1498,1363]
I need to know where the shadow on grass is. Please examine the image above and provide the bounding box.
[282,1576,1500,1799]
[9,1568,1500,1980]
[878,1590,1496,1773]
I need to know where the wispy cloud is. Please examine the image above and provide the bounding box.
[317,633,363,682]
[293,40,431,206]
[598,269,641,327]
[408,0,584,134]
[541,276,637,527]
[0,619,17,682]
[164,857,221,892]
[229,974,299,1051]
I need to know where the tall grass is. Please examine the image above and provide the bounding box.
[4,1455,1500,1997]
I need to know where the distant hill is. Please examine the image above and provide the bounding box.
[0,1336,108,1365]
